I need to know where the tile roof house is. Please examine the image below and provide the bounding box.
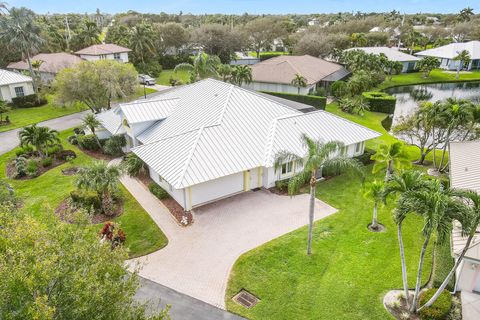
[75,44,132,63]
[0,69,34,102]
[344,47,420,73]
[449,141,480,293]
[7,53,83,84]
[242,55,350,95]
[416,41,480,71]
[95,79,380,211]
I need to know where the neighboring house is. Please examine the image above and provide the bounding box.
[449,141,480,293]
[75,44,131,63]
[344,47,420,73]
[95,79,380,211]
[230,52,260,66]
[7,53,83,84]
[243,55,350,94]
[0,69,35,102]
[308,18,320,26]
[416,41,480,70]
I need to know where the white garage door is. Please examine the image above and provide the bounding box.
[190,172,244,207]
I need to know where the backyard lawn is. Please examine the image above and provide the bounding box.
[0,129,168,258]
[156,69,190,86]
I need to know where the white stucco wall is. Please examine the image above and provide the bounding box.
[190,172,245,208]
[79,52,129,63]
[0,81,34,102]
[243,81,316,95]
[455,258,480,292]
[149,166,186,208]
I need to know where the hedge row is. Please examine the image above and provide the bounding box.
[11,94,47,108]
[261,91,327,110]
[362,91,396,114]
[259,53,289,61]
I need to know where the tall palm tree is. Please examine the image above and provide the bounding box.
[18,124,59,158]
[371,142,412,181]
[363,180,384,230]
[384,170,429,309]
[128,22,155,68]
[458,7,474,22]
[231,65,252,86]
[291,74,307,94]
[216,64,232,82]
[0,7,44,98]
[174,52,221,82]
[453,50,471,79]
[82,113,102,148]
[274,134,363,255]
[75,20,100,48]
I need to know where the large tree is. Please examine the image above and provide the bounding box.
[154,22,190,55]
[71,20,101,50]
[54,60,138,112]
[417,56,441,78]
[192,24,243,63]
[129,21,156,67]
[241,17,285,58]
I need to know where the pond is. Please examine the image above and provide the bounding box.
[385,81,480,125]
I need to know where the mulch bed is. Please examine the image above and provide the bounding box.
[268,187,288,196]
[368,223,386,232]
[54,197,124,224]
[6,157,68,180]
[77,148,117,161]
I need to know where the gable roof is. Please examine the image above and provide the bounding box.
[416,41,480,60]
[96,107,126,135]
[7,53,83,74]
[129,79,380,189]
[250,55,349,85]
[119,98,179,124]
[345,47,420,62]
[0,69,32,86]
[75,44,132,56]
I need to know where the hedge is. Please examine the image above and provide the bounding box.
[259,53,288,61]
[11,94,47,108]
[362,91,396,114]
[148,182,170,200]
[261,91,327,110]
[419,288,452,320]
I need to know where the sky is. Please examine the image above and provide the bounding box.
[6,0,480,15]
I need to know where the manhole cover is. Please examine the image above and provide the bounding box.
[233,290,260,308]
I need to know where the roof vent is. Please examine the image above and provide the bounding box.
[233,289,260,308]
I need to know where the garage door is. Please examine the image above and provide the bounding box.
[190,172,244,207]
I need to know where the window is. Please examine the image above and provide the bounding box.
[281,162,293,175]
[114,53,121,60]
[355,142,362,153]
[14,86,24,97]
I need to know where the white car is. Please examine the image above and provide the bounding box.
[138,74,156,86]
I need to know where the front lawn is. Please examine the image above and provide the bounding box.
[0,129,167,258]
[378,69,480,90]
[156,69,190,86]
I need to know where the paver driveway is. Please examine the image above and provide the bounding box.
[126,178,337,309]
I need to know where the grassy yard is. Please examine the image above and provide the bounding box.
[0,129,167,258]
[378,69,480,90]
[156,69,190,86]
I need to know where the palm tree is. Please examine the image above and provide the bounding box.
[363,180,384,230]
[82,113,102,148]
[291,74,307,94]
[274,134,363,255]
[384,170,429,309]
[122,153,147,177]
[371,142,412,181]
[231,65,252,86]
[128,22,155,68]
[18,124,59,158]
[216,64,232,82]
[0,7,44,98]
[174,52,220,82]
[458,7,474,22]
[75,20,100,48]
[453,50,471,80]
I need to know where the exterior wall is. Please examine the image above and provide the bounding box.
[455,258,480,292]
[230,58,260,66]
[243,81,316,95]
[189,172,245,208]
[0,81,34,102]
[401,61,417,73]
[95,128,113,140]
[149,166,186,207]
[79,52,129,63]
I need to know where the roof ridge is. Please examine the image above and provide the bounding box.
[120,96,180,107]
[216,83,234,125]
[262,118,280,166]
[176,127,205,188]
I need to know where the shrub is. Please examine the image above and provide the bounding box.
[55,150,77,161]
[159,54,192,69]
[70,190,101,210]
[0,180,16,205]
[354,148,375,165]
[46,144,63,156]
[41,157,53,167]
[314,87,327,97]
[331,80,348,98]
[419,288,452,320]
[26,159,39,177]
[275,179,290,192]
[362,91,397,114]
[14,156,27,178]
[73,127,85,135]
[78,134,100,151]
[10,94,47,108]
[67,135,78,145]
[103,135,127,156]
[148,182,170,200]
[15,145,34,157]
[137,61,163,77]
[259,52,287,61]
[260,91,326,110]
[99,222,126,249]
[123,153,146,177]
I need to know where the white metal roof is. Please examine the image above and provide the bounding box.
[0,69,32,86]
[96,108,125,135]
[450,141,480,194]
[416,41,480,60]
[345,47,420,62]
[119,98,179,124]
[132,79,380,189]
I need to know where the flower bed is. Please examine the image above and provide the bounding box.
[6,150,76,180]
[55,197,124,224]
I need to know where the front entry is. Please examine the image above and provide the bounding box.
[249,167,262,190]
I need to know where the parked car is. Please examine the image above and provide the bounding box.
[138,74,156,86]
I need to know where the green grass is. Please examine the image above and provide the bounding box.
[0,129,167,258]
[378,69,480,90]
[156,69,190,86]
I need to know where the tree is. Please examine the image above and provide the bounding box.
[458,7,474,22]
[417,56,441,78]
[0,100,10,122]
[453,49,471,80]
[371,142,412,181]
[350,32,367,47]
[18,124,59,158]
[174,52,220,82]
[82,113,102,148]
[154,22,190,56]
[54,60,138,112]
[294,31,350,58]
[241,17,285,58]
[231,65,252,86]
[363,180,384,230]
[192,24,243,63]
[216,64,232,82]
[0,205,169,319]
[71,20,100,50]
[274,134,363,255]
[0,7,44,99]
[291,74,307,94]
[129,21,156,68]
[123,153,147,177]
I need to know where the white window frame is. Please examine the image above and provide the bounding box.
[14,86,24,97]
[114,52,121,60]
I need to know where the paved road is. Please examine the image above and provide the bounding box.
[135,277,244,320]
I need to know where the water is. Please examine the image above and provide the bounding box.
[385,81,480,124]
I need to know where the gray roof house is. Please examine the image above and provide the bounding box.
[344,47,420,73]
[416,41,480,71]
[75,44,131,63]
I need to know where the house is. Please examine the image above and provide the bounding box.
[416,41,480,70]
[7,53,83,84]
[344,47,420,73]
[95,79,380,211]
[449,141,480,293]
[242,55,350,94]
[308,18,320,26]
[75,44,131,63]
[0,69,35,102]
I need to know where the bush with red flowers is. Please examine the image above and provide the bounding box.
[99,222,126,249]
